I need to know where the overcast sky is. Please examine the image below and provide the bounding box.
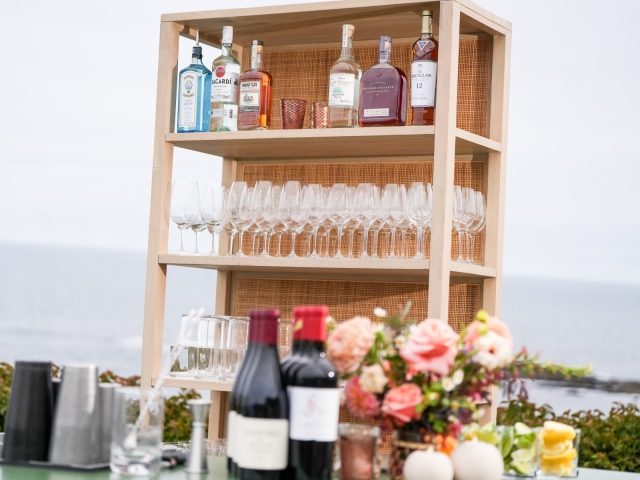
[1,0,639,285]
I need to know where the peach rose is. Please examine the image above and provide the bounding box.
[345,376,380,418]
[400,319,459,376]
[327,316,374,373]
[381,384,423,425]
[465,316,513,350]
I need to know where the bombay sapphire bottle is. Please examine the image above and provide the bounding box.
[177,31,212,133]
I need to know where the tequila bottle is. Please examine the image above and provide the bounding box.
[238,40,273,130]
[177,31,212,133]
[210,26,241,132]
[328,24,362,128]
[411,10,439,125]
[359,36,407,127]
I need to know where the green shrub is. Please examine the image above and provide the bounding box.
[0,363,200,442]
[498,397,640,472]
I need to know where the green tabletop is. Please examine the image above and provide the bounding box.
[0,457,637,480]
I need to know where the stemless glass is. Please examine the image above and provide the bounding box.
[170,314,199,377]
[222,317,249,381]
[328,184,350,259]
[170,181,200,255]
[201,184,227,256]
[197,316,226,379]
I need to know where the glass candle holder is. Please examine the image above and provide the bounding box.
[538,426,580,478]
[311,101,329,128]
[339,424,380,480]
[280,99,307,129]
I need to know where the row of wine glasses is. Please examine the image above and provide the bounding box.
[453,185,486,264]
[170,181,486,263]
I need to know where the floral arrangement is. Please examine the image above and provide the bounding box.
[326,304,590,455]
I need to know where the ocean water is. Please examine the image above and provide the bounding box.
[0,242,637,413]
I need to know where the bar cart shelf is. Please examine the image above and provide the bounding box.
[143,0,511,440]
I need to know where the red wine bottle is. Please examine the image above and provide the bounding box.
[287,306,339,480]
[236,309,289,480]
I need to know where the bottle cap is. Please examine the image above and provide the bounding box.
[248,308,280,344]
[293,305,329,342]
[379,35,392,54]
[422,10,433,16]
[252,40,264,46]
[343,24,355,34]
[222,26,233,45]
[192,46,203,59]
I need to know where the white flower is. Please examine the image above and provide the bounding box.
[325,315,335,325]
[376,323,385,332]
[472,408,486,421]
[442,377,455,392]
[474,331,513,370]
[394,336,407,349]
[359,364,388,394]
[373,307,387,318]
[452,369,464,386]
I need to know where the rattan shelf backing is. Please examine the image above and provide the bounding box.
[241,160,486,262]
[263,38,491,135]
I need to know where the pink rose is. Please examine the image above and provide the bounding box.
[400,319,459,376]
[327,316,374,373]
[381,384,423,425]
[465,316,513,350]
[344,376,380,418]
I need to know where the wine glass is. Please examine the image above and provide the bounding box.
[345,186,360,259]
[382,184,404,259]
[227,182,252,257]
[467,191,486,264]
[251,181,272,257]
[201,183,227,256]
[328,184,350,259]
[170,181,199,255]
[369,185,384,259]
[303,184,324,258]
[355,184,375,259]
[320,186,333,258]
[407,182,431,259]
[279,181,302,258]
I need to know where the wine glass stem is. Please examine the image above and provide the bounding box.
[361,227,369,258]
[323,228,332,258]
[389,227,397,258]
[261,232,269,256]
[210,232,216,255]
[372,229,379,258]
[457,230,464,262]
[312,228,319,256]
[347,229,355,258]
[400,229,407,259]
[470,234,476,264]
[237,231,246,256]
[290,232,297,257]
[336,227,344,257]
[179,228,185,253]
[276,233,283,257]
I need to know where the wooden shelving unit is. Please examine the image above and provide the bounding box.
[143,0,511,439]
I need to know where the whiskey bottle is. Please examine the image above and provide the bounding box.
[328,25,362,128]
[210,26,241,132]
[411,10,439,125]
[359,36,407,127]
[238,41,273,130]
[177,31,212,133]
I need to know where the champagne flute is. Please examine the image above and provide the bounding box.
[170,181,199,255]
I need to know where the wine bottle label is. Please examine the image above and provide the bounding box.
[235,416,289,470]
[329,73,356,107]
[364,108,390,118]
[411,60,438,108]
[212,65,240,103]
[178,71,198,127]
[227,410,237,458]
[288,386,340,442]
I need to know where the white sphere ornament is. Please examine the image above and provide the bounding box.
[403,450,454,480]
[450,440,503,480]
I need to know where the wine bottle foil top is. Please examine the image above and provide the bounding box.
[293,305,329,342]
[249,308,280,322]
[248,308,280,344]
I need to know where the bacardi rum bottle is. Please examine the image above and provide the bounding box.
[210,26,241,132]
[238,41,273,130]
[177,31,212,133]
[410,10,439,125]
[328,25,362,128]
[359,36,407,127]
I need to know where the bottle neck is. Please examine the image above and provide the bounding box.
[296,339,326,356]
[192,55,203,65]
[222,44,233,57]
[251,50,262,70]
[421,15,434,37]
[379,50,391,64]
[340,32,354,59]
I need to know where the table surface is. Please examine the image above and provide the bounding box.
[0,456,637,480]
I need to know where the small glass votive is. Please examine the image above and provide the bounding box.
[538,426,580,478]
[206,438,227,472]
[280,99,307,129]
[339,424,380,480]
[498,425,538,477]
[311,101,328,128]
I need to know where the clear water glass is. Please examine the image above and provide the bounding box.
[196,316,226,379]
[110,388,164,476]
[170,314,199,377]
[222,316,249,381]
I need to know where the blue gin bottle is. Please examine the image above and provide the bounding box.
[177,33,212,133]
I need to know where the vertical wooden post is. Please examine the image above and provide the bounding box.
[482,32,511,319]
[428,0,460,321]
[141,21,181,389]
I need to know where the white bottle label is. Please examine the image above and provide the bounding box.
[329,73,356,107]
[411,61,438,108]
[179,71,198,127]
[227,410,237,458]
[363,108,389,118]
[212,65,240,103]
[235,417,289,470]
[240,81,261,113]
[288,387,340,442]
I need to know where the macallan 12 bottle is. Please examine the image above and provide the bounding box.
[359,36,407,127]
[411,10,439,125]
[210,26,241,132]
[177,31,212,133]
[328,25,362,128]
[239,41,272,130]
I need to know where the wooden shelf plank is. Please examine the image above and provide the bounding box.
[154,376,233,392]
[159,254,496,279]
[166,127,499,159]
